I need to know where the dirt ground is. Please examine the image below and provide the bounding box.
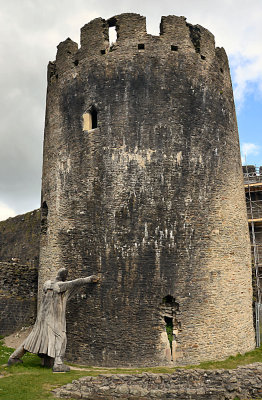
[3,326,33,349]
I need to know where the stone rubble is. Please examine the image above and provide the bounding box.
[53,363,262,399]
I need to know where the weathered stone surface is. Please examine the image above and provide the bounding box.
[39,13,255,367]
[53,363,262,399]
[0,262,38,335]
[0,210,40,336]
[0,209,40,266]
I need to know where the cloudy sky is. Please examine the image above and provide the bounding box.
[0,0,262,220]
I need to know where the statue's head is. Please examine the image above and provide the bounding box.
[56,268,68,281]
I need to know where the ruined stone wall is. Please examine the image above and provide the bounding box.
[0,209,40,266]
[0,262,38,336]
[39,13,255,366]
[54,364,262,400]
[0,210,40,335]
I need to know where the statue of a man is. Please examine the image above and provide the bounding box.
[8,268,100,372]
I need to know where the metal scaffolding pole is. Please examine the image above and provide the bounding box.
[245,166,262,346]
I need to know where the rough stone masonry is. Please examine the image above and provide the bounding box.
[0,209,40,335]
[38,13,255,367]
[53,363,262,400]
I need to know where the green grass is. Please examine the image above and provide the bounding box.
[0,341,97,400]
[192,345,262,370]
[0,340,262,400]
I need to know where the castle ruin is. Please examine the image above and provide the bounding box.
[2,13,256,367]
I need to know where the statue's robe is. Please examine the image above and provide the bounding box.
[23,278,88,358]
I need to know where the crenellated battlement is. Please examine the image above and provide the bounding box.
[80,13,147,54]
[55,38,78,74]
[107,13,147,41]
[80,17,109,56]
[51,13,226,81]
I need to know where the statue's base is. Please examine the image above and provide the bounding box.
[53,363,70,373]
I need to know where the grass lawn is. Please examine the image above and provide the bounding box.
[0,340,262,400]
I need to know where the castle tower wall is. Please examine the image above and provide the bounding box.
[39,13,255,366]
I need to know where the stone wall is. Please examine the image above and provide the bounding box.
[39,13,255,366]
[0,210,40,336]
[0,209,40,266]
[53,363,262,399]
[0,262,38,336]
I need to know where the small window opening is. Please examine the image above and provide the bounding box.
[201,55,206,60]
[171,45,178,51]
[73,60,79,66]
[101,49,106,55]
[164,316,173,354]
[82,106,98,131]
[220,67,224,73]
[138,43,145,50]
[109,26,117,45]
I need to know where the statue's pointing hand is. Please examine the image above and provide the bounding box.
[90,274,101,283]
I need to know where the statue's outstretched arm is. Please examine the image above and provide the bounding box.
[58,275,100,291]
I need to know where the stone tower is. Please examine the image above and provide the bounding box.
[39,13,255,366]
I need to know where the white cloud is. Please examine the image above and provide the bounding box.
[0,202,16,222]
[230,53,262,108]
[241,142,260,164]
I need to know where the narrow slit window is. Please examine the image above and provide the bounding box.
[82,107,98,131]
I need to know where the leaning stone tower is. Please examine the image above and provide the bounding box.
[39,13,255,366]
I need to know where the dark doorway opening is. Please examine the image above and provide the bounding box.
[161,295,181,361]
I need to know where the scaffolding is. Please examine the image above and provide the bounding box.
[243,166,262,346]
